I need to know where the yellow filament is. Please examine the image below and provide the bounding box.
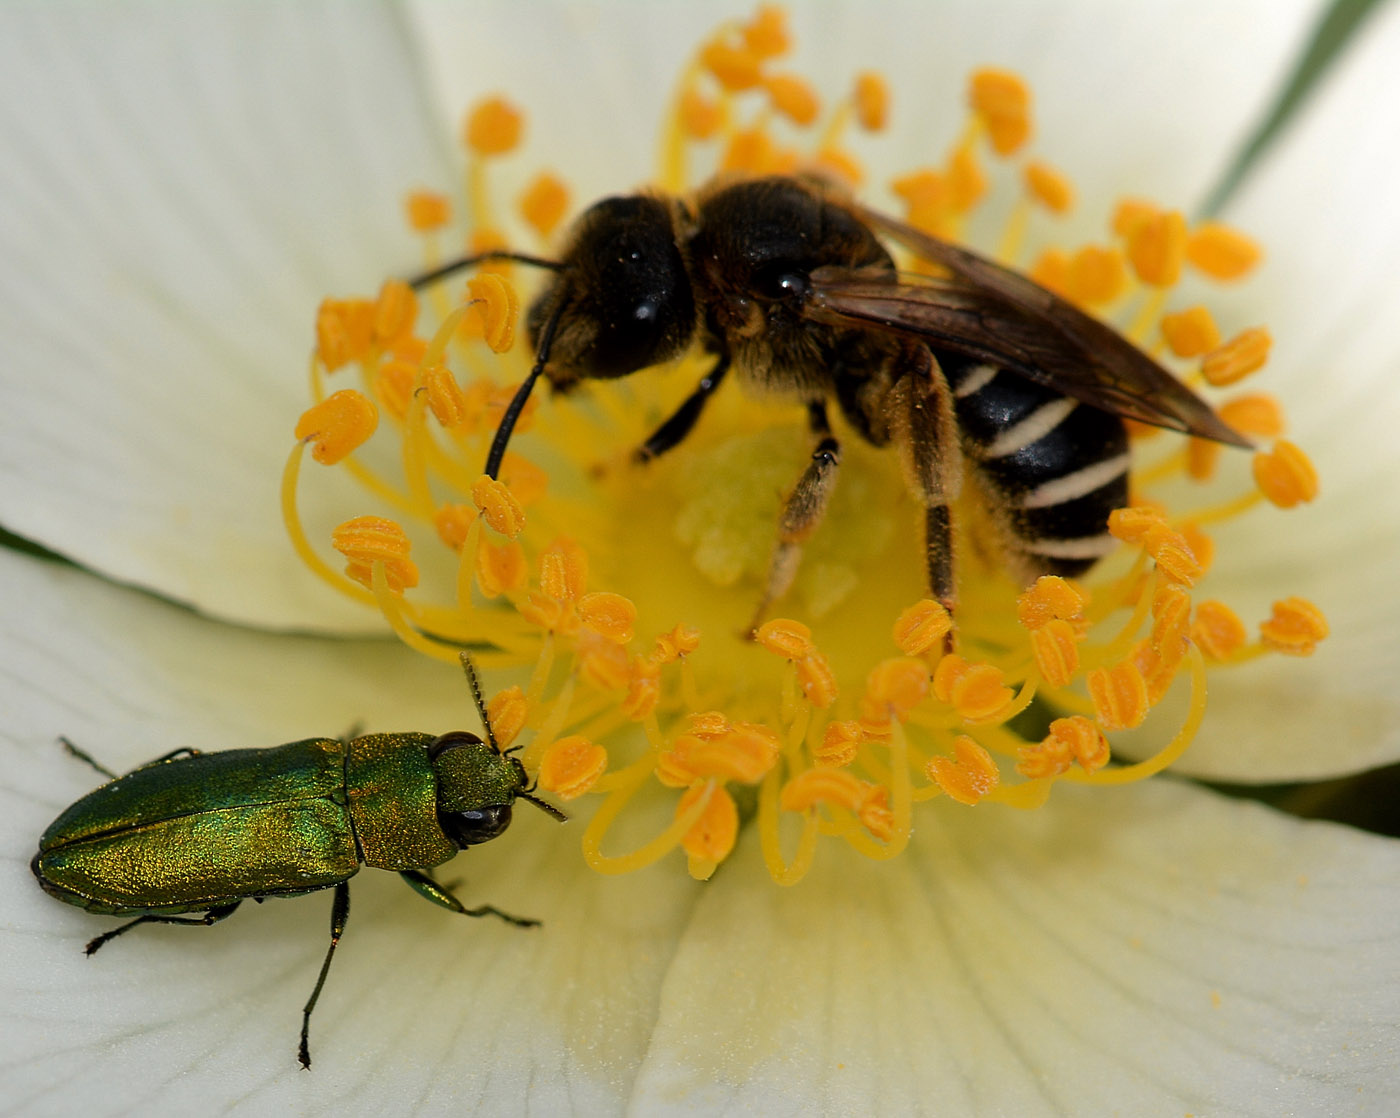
[280,442,375,607]
[759,765,821,885]
[581,757,715,874]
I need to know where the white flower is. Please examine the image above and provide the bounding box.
[2,2,1398,1113]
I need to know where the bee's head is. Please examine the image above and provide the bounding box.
[528,194,697,390]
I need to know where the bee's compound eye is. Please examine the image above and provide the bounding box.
[440,803,514,847]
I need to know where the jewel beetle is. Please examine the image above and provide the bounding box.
[31,653,564,1068]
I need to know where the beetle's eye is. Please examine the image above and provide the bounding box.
[440,804,513,847]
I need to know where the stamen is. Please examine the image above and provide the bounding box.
[1202,327,1271,387]
[1186,222,1262,281]
[331,516,419,593]
[926,736,1000,805]
[679,89,726,140]
[968,68,1031,155]
[405,190,451,233]
[1087,660,1148,730]
[853,72,889,132]
[862,657,931,722]
[1219,394,1285,439]
[294,391,378,465]
[464,97,523,156]
[816,720,864,767]
[755,618,814,659]
[893,599,952,655]
[519,173,570,240]
[1160,306,1222,358]
[678,781,739,878]
[764,73,820,125]
[742,5,791,58]
[1126,210,1187,287]
[538,735,608,800]
[795,652,839,708]
[932,655,1015,724]
[464,274,519,353]
[652,625,702,664]
[1192,600,1247,661]
[422,364,467,428]
[487,686,529,748]
[1024,161,1073,214]
[1260,597,1329,656]
[1253,440,1319,508]
[1028,618,1079,687]
[578,592,636,643]
[700,40,763,92]
[1016,715,1109,779]
[1066,246,1126,307]
[471,476,526,538]
[1016,575,1087,629]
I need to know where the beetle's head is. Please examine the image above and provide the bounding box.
[428,731,526,847]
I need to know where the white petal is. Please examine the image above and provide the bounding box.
[632,779,1400,1115]
[0,3,450,632]
[1151,1,1400,782]
[0,549,695,1110]
[407,0,1319,229]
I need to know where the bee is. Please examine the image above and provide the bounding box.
[413,175,1249,622]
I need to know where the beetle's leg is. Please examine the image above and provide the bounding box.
[299,881,349,1070]
[58,737,118,780]
[746,401,842,635]
[634,354,731,463]
[398,869,540,928]
[84,901,241,956]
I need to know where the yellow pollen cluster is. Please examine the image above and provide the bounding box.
[281,6,1327,887]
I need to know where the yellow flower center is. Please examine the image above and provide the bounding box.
[282,6,1326,886]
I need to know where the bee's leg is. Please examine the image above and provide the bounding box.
[300,881,349,1070]
[634,355,731,463]
[899,347,962,622]
[748,402,842,634]
[398,869,540,928]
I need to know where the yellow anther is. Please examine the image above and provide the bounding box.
[678,783,739,867]
[926,736,1001,806]
[294,390,378,465]
[331,516,419,593]
[372,280,418,345]
[689,711,733,739]
[466,227,512,276]
[1150,582,1192,654]
[518,591,575,636]
[315,297,375,371]
[475,538,528,598]
[686,724,781,784]
[470,475,526,539]
[373,358,417,421]
[404,190,451,233]
[464,96,523,156]
[519,172,570,239]
[968,68,1031,155]
[1186,221,1261,281]
[816,720,864,767]
[892,168,946,208]
[854,71,889,131]
[947,145,987,213]
[578,591,636,644]
[813,146,865,187]
[622,658,661,721]
[1186,436,1222,482]
[652,624,701,664]
[1133,638,1184,706]
[1108,505,1168,545]
[539,538,589,602]
[432,504,475,553]
[1029,618,1079,688]
[1143,523,1202,587]
[863,657,931,719]
[1087,660,1149,731]
[780,766,868,814]
[721,127,777,175]
[764,73,820,126]
[655,740,700,788]
[1017,715,1109,779]
[1179,522,1215,577]
[1201,327,1271,387]
[1219,394,1285,439]
[1160,305,1222,358]
[893,598,952,655]
[578,632,631,691]
[755,618,813,659]
[1192,600,1247,661]
[857,786,895,843]
[1066,245,1126,306]
[679,88,726,140]
[485,380,539,437]
[538,735,607,800]
[743,5,791,58]
[1260,597,1329,656]
[1253,440,1319,508]
[1112,197,1159,239]
[1016,575,1087,629]
[933,655,1015,724]
[465,273,519,353]
[796,651,839,708]
[486,686,529,749]
[1024,161,1074,214]
[498,452,549,507]
[391,334,428,365]
[1126,209,1187,287]
[422,364,466,428]
[1028,248,1071,296]
[700,40,763,92]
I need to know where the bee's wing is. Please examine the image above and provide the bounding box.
[806,209,1251,448]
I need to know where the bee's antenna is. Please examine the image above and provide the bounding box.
[483,295,567,479]
[408,251,561,291]
[457,652,499,754]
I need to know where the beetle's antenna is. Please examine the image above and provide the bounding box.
[483,295,567,479]
[407,251,561,291]
[457,652,500,754]
[520,791,568,823]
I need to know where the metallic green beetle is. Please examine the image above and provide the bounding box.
[31,655,564,1068]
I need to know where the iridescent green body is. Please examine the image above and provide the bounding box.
[31,702,561,1068]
